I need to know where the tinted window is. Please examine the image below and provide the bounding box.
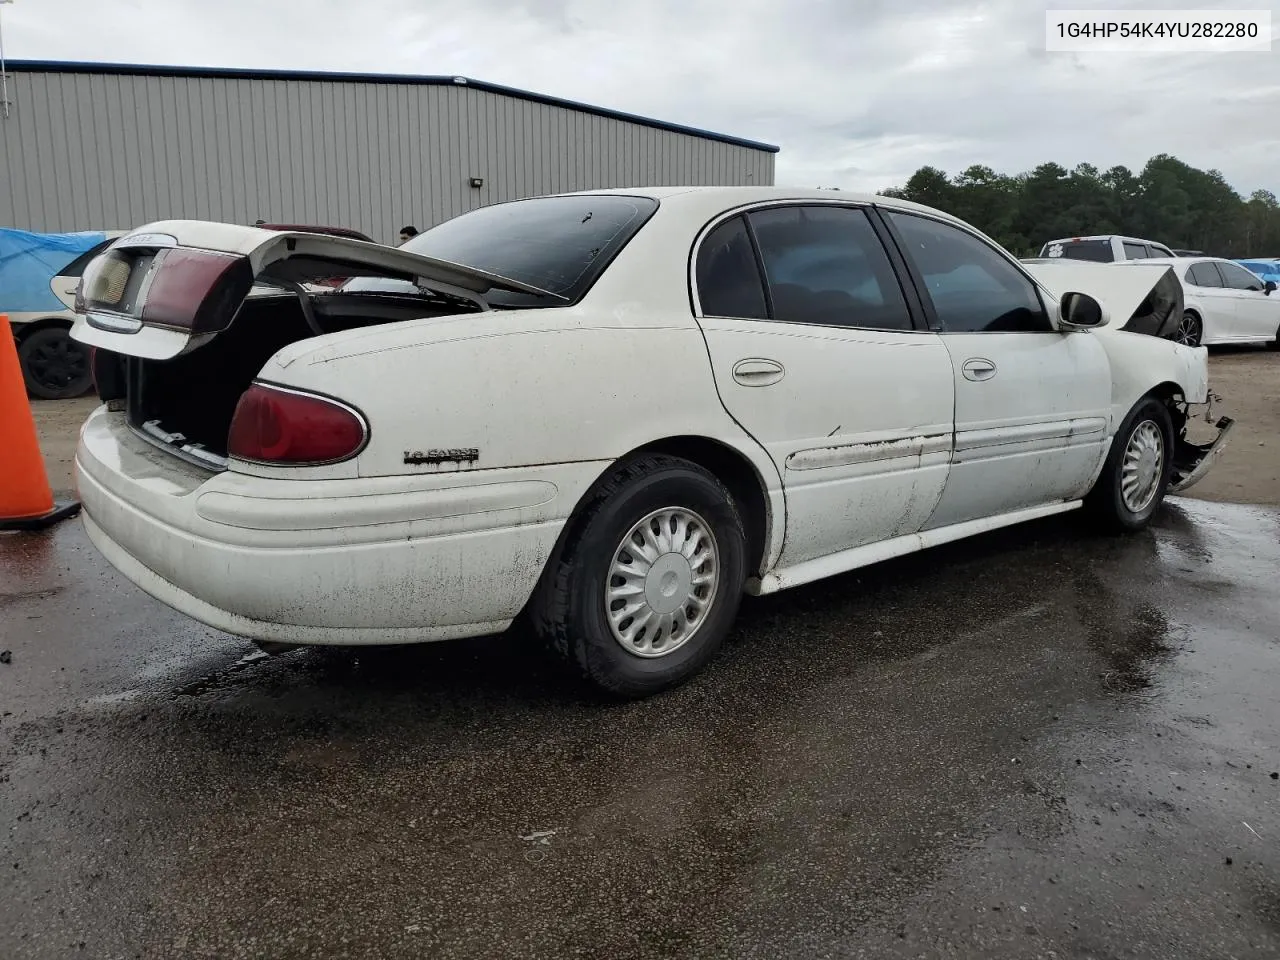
[1218,262,1264,291]
[1044,240,1114,262]
[696,216,768,319]
[1123,242,1150,259]
[1151,244,1175,257]
[747,206,911,330]
[889,212,1049,333]
[1186,263,1223,287]
[58,238,117,278]
[402,195,657,308]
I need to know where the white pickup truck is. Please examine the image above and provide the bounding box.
[1037,235,1177,263]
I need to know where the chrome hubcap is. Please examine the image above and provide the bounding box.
[1121,420,1165,513]
[605,507,719,658]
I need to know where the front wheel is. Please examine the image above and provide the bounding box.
[1268,323,1280,351]
[1086,397,1175,532]
[530,454,747,698]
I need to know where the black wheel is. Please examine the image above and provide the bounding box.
[530,454,747,698]
[18,325,92,399]
[1173,311,1202,347]
[1268,324,1280,351]
[1086,396,1175,532]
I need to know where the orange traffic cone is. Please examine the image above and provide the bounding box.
[1,314,81,530]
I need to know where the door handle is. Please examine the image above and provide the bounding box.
[961,358,997,382]
[732,358,785,387]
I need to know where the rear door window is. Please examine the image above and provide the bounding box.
[1122,241,1150,260]
[745,205,912,330]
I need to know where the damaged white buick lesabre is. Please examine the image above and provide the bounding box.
[71,188,1232,697]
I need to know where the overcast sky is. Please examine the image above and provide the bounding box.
[5,0,1278,196]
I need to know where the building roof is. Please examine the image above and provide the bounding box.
[6,59,780,154]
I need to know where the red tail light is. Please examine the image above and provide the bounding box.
[227,384,368,465]
[140,248,254,334]
[78,242,253,337]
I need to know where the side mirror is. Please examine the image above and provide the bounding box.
[1265,280,1276,295]
[1059,291,1110,330]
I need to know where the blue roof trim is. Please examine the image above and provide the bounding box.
[5,59,781,154]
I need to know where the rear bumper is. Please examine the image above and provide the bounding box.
[75,406,594,645]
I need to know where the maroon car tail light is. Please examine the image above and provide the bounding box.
[78,240,254,338]
[139,248,255,334]
[227,383,369,466]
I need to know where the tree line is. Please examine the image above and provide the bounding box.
[875,154,1280,259]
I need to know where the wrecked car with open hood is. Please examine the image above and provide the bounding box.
[69,187,1231,698]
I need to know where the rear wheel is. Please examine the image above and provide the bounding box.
[1086,396,1174,532]
[18,325,93,399]
[531,454,747,698]
[1268,323,1280,351]
[1174,311,1202,347]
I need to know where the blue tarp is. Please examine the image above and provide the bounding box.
[1237,259,1280,284]
[0,228,107,313]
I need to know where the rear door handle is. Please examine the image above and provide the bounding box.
[732,358,785,386]
[962,358,997,382]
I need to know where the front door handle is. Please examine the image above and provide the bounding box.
[962,358,997,382]
[732,358,785,387]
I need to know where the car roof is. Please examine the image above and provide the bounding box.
[1042,234,1170,246]
[1126,255,1230,265]
[554,185,973,227]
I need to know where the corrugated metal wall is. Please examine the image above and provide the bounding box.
[0,70,776,243]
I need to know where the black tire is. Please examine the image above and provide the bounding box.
[530,454,747,698]
[18,325,92,400]
[1086,396,1175,532]
[1268,324,1280,351]
[1174,311,1202,347]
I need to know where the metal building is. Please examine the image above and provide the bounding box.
[0,61,778,243]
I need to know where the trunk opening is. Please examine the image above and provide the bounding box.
[123,289,478,470]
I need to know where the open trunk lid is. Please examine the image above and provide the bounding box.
[69,220,561,361]
[1022,260,1184,339]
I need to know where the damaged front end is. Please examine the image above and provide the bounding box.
[1166,396,1234,495]
[1022,258,1234,496]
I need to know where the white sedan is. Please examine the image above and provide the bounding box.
[70,188,1232,697]
[1124,256,1280,347]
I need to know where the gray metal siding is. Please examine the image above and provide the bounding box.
[0,71,775,242]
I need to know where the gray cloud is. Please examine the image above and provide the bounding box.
[6,0,1278,196]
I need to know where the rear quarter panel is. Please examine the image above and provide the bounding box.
[254,304,782,507]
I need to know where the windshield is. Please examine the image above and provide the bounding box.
[1040,239,1114,262]
[400,195,659,308]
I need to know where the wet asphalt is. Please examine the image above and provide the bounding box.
[1,498,1278,960]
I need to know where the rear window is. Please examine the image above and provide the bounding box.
[1041,239,1115,262]
[59,238,118,278]
[401,195,658,308]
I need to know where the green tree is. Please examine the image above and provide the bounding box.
[879,154,1279,259]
